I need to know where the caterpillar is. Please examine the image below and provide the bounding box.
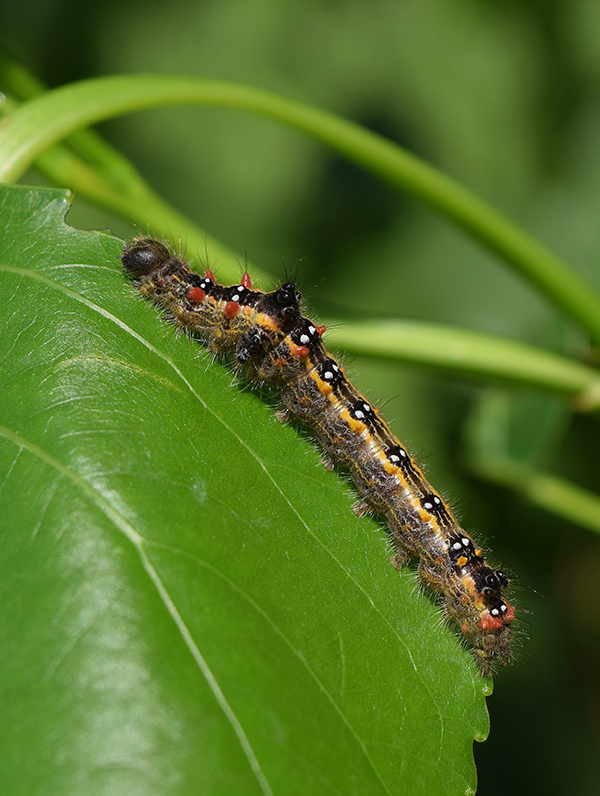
[121,237,515,677]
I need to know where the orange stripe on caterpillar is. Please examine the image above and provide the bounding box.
[122,236,516,677]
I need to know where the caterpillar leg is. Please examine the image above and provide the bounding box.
[390,548,410,570]
[352,498,372,517]
[274,408,290,423]
[417,561,445,592]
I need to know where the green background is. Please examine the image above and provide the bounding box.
[3,0,600,792]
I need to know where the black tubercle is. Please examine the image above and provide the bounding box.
[222,284,250,303]
[276,283,301,307]
[483,570,509,592]
[421,492,451,523]
[489,600,510,618]
[237,328,271,364]
[122,237,171,277]
[290,319,321,349]
[386,445,411,469]
[198,276,216,291]
[317,358,345,387]
[349,399,375,421]
[473,566,508,599]
[259,283,302,323]
[448,534,476,564]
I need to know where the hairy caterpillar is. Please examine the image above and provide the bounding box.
[122,237,515,676]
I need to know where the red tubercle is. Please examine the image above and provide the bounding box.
[315,325,327,337]
[289,344,310,360]
[188,286,206,305]
[478,614,504,631]
[204,269,216,283]
[478,602,515,632]
[223,301,241,319]
[241,272,252,289]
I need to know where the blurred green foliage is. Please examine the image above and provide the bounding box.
[3,0,600,793]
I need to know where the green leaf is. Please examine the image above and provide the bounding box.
[0,185,489,796]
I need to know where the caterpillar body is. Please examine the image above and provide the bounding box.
[122,237,515,677]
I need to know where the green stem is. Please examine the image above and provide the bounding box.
[0,57,255,280]
[44,147,257,281]
[470,455,600,537]
[328,320,600,409]
[1,75,600,343]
